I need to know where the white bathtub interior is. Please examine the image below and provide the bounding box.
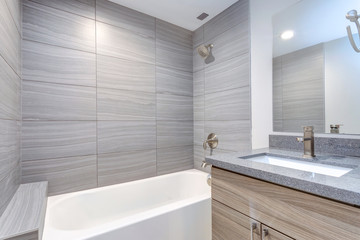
[43,169,211,240]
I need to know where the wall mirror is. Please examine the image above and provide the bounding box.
[272,0,360,134]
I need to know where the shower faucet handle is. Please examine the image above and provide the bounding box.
[203,133,218,150]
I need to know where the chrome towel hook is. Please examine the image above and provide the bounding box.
[346,9,360,53]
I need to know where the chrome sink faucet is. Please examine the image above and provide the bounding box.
[296,126,316,158]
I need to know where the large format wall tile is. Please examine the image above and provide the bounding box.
[205,87,250,121]
[156,20,192,72]
[0,164,20,216]
[0,1,21,75]
[97,22,155,64]
[98,150,156,187]
[97,88,155,120]
[28,0,95,19]
[22,40,96,87]
[194,121,204,146]
[22,121,96,161]
[194,95,204,121]
[157,94,193,121]
[0,56,21,120]
[97,121,156,154]
[22,81,96,120]
[22,155,97,195]
[23,0,95,52]
[5,0,21,34]
[157,121,193,148]
[156,66,192,96]
[96,0,155,37]
[205,23,249,66]
[157,146,193,175]
[192,26,203,49]
[193,70,204,97]
[204,0,248,41]
[0,120,20,185]
[156,19,192,48]
[205,120,251,151]
[205,53,249,94]
[97,54,155,93]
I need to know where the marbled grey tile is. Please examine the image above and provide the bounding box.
[205,23,249,66]
[0,182,47,240]
[97,121,156,154]
[193,48,204,72]
[0,120,20,183]
[156,20,192,72]
[156,19,192,48]
[97,21,155,64]
[157,121,193,148]
[156,66,192,96]
[156,93,193,121]
[282,97,324,120]
[22,121,96,161]
[205,86,250,121]
[194,144,209,173]
[282,119,325,133]
[0,56,21,120]
[96,0,155,37]
[0,119,20,217]
[194,95,204,121]
[97,88,155,120]
[98,149,156,187]
[192,26,203,49]
[204,0,248,41]
[97,54,155,93]
[273,119,283,132]
[0,0,21,74]
[22,81,96,120]
[193,70,204,97]
[5,0,21,34]
[28,0,95,19]
[194,121,204,146]
[157,146,193,175]
[0,164,20,218]
[6,231,38,240]
[22,40,96,87]
[23,0,95,52]
[22,155,96,195]
[205,53,249,94]
[273,56,283,121]
[205,120,252,152]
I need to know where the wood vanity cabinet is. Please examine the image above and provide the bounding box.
[211,167,360,240]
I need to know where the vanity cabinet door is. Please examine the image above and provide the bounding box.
[212,199,261,240]
[262,225,294,240]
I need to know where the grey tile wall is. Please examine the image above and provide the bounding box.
[273,44,325,133]
[192,0,251,170]
[0,0,21,217]
[21,0,193,195]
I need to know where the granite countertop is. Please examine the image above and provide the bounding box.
[205,148,360,207]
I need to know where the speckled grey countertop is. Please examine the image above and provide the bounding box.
[206,148,360,207]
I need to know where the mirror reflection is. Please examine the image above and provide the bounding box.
[272,0,360,134]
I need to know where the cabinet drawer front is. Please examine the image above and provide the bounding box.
[212,200,261,240]
[212,167,360,240]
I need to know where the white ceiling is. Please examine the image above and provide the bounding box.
[273,0,360,57]
[109,0,239,31]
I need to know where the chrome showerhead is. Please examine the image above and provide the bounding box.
[197,44,214,59]
[346,10,359,22]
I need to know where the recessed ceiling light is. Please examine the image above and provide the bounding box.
[281,30,294,40]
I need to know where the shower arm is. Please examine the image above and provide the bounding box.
[346,18,360,53]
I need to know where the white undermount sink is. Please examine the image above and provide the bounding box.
[242,154,352,177]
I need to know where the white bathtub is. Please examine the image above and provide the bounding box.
[43,169,211,240]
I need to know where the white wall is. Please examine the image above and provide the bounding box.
[325,36,360,134]
[250,0,299,149]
